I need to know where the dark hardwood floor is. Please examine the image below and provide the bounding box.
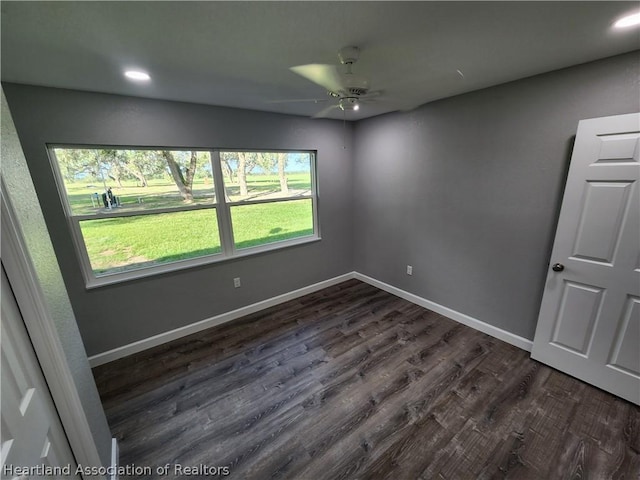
[93,279,640,479]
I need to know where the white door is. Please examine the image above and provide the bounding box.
[532,113,640,405]
[1,266,80,478]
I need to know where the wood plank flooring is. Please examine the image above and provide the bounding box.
[93,279,640,479]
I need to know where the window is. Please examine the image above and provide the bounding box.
[49,147,318,287]
[220,151,315,250]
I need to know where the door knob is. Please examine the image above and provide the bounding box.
[552,263,564,272]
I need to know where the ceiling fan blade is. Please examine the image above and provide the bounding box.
[290,64,345,94]
[312,104,340,119]
[265,98,328,104]
[359,90,383,104]
[361,90,382,99]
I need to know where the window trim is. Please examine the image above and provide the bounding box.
[47,145,320,289]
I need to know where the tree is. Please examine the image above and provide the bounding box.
[235,152,258,197]
[220,151,262,199]
[101,149,124,187]
[255,152,276,173]
[220,157,233,183]
[91,150,115,188]
[121,150,153,187]
[162,150,197,202]
[237,152,249,197]
[253,152,289,194]
[55,149,96,182]
[277,152,289,194]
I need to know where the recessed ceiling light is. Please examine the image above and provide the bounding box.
[614,12,640,28]
[124,70,151,81]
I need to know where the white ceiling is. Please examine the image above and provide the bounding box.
[1,1,638,121]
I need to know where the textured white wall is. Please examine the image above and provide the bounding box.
[1,89,113,467]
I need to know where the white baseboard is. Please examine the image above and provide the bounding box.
[353,272,533,352]
[88,272,356,367]
[89,270,533,367]
[110,438,118,480]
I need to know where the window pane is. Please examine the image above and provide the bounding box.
[220,151,312,202]
[79,209,221,275]
[53,148,215,215]
[230,199,314,250]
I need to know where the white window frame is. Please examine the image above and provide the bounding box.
[48,145,320,288]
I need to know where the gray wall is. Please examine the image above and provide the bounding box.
[353,51,640,340]
[4,51,639,359]
[3,84,354,356]
[1,89,113,466]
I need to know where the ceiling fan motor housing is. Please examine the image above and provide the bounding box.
[338,46,360,65]
[338,46,369,96]
[347,86,368,96]
[344,76,369,96]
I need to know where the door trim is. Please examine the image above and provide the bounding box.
[1,185,105,474]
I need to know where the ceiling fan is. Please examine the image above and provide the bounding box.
[279,46,381,118]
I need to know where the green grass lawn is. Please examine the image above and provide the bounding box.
[231,200,314,249]
[80,209,222,273]
[80,198,314,275]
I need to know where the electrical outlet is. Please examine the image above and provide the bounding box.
[233,277,241,288]
[406,265,413,275]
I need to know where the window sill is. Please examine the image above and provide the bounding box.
[84,235,321,290]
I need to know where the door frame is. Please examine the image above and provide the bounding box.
[1,185,105,473]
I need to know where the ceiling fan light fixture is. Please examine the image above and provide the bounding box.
[339,97,360,111]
